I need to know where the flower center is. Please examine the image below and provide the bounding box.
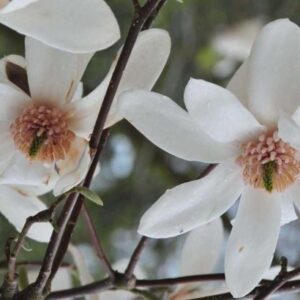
[237,131,300,192]
[10,103,75,162]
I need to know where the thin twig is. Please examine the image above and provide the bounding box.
[125,236,148,279]
[254,258,300,300]
[81,204,114,277]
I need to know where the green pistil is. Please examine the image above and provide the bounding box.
[262,161,276,192]
[29,132,47,158]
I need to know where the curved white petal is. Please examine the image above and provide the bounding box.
[0,83,28,122]
[25,37,93,105]
[0,122,16,173]
[284,182,300,214]
[180,218,224,276]
[184,79,263,143]
[53,138,91,196]
[225,187,281,297]
[0,55,27,91]
[280,190,297,226]
[278,113,300,149]
[0,185,52,242]
[248,19,300,125]
[0,0,38,13]
[0,153,55,188]
[226,60,249,109]
[138,161,243,238]
[0,0,120,53]
[119,90,238,163]
[76,28,171,137]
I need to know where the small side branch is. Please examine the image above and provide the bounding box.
[125,236,148,279]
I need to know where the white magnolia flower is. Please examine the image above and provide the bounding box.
[0,0,120,53]
[0,28,170,241]
[119,19,300,297]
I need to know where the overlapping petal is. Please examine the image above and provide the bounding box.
[25,37,93,105]
[0,0,120,53]
[0,83,28,122]
[247,19,300,125]
[0,0,38,13]
[180,218,224,276]
[226,60,249,109]
[138,161,243,238]
[0,185,52,242]
[225,187,281,297]
[278,113,300,150]
[184,78,264,143]
[119,90,238,163]
[53,138,90,196]
[284,182,300,214]
[73,28,171,139]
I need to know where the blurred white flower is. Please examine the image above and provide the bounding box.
[119,19,300,297]
[0,0,120,53]
[212,18,264,77]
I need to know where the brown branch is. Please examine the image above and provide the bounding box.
[81,204,114,277]
[125,236,148,279]
[254,258,300,300]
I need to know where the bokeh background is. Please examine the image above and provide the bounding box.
[0,0,300,298]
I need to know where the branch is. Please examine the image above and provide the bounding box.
[125,236,148,279]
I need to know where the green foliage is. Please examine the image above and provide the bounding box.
[71,187,103,206]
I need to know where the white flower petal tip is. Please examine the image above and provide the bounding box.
[278,113,300,150]
[119,89,239,163]
[225,188,281,298]
[180,218,224,276]
[0,0,120,53]
[138,162,243,238]
[53,142,91,196]
[0,186,52,243]
[248,19,300,125]
[184,78,264,143]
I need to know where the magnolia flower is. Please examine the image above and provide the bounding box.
[119,19,300,297]
[0,0,120,53]
[0,28,170,241]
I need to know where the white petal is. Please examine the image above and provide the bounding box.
[0,0,38,13]
[0,185,52,242]
[119,90,238,163]
[226,60,249,108]
[138,161,243,238]
[248,19,300,125]
[75,28,171,136]
[184,79,263,143]
[278,113,300,149]
[25,37,93,105]
[0,0,120,53]
[280,190,297,226]
[0,153,55,188]
[0,122,16,173]
[284,182,300,214]
[0,55,27,90]
[0,83,28,122]
[53,138,91,196]
[225,187,281,297]
[180,218,224,276]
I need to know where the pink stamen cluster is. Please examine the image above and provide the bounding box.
[10,102,75,162]
[237,131,300,192]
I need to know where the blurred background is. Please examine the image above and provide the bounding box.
[0,0,300,298]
